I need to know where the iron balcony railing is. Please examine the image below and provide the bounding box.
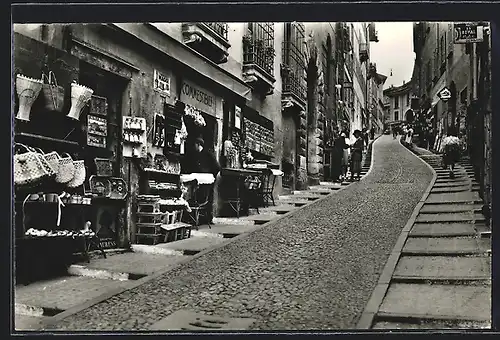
[203,22,229,40]
[243,37,275,76]
[282,41,306,102]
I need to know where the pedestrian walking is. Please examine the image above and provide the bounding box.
[349,130,364,181]
[363,129,369,149]
[332,133,348,182]
[370,127,375,140]
[441,129,462,179]
[392,125,397,139]
[341,132,351,181]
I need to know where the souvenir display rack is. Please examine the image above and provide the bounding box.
[136,155,191,245]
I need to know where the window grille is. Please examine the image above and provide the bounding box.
[204,22,229,40]
[243,22,275,76]
[282,22,306,100]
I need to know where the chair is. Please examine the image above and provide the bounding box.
[186,182,213,229]
[259,169,276,207]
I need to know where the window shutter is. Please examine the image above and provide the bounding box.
[447,23,454,58]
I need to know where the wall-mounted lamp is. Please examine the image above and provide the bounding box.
[335,84,342,90]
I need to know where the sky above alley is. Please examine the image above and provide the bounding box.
[369,22,415,90]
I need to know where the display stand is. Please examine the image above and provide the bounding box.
[136,168,191,245]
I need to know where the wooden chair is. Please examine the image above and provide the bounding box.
[259,169,276,207]
[186,183,213,229]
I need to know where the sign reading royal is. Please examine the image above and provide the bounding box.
[180,80,216,116]
[454,22,484,44]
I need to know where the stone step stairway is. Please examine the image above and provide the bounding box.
[365,149,491,330]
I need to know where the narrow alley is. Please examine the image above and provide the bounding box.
[20,135,435,331]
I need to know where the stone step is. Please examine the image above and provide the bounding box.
[259,204,297,215]
[430,187,471,194]
[212,217,256,226]
[378,284,491,322]
[402,237,490,255]
[409,223,476,237]
[67,252,189,279]
[15,276,130,316]
[279,194,320,201]
[240,213,278,225]
[426,192,482,204]
[155,236,229,255]
[433,182,476,188]
[275,199,309,207]
[293,190,330,196]
[419,203,482,214]
[309,184,341,191]
[416,212,484,223]
[393,256,491,280]
[196,224,260,238]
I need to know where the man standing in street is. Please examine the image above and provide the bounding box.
[370,126,375,140]
[183,137,221,224]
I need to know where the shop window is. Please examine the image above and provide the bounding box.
[243,22,275,76]
[281,22,306,103]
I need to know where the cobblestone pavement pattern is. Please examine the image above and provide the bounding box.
[51,135,433,331]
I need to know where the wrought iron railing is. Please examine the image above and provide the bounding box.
[243,36,275,76]
[203,22,229,40]
[282,41,306,102]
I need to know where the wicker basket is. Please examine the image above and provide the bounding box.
[56,153,76,184]
[40,71,65,112]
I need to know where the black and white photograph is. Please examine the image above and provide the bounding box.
[11,16,494,333]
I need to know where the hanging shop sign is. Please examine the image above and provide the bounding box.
[180,79,216,116]
[454,23,484,44]
[153,69,171,96]
[437,87,452,102]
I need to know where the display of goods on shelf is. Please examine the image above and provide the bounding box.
[148,181,179,191]
[94,158,113,177]
[87,115,107,136]
[122,116,147,158]
[108,177,128,200]
[66,160,86,188]
[25,228,96,238]
[184,104,206,127]
[67,82,94,121]
[56,153,76,184]
[14,144,54,187]
[60,194,92,205]
[89,95,108,116]
[89,175,112,197]
[40,71,65,113]
[16,74,43,122]
[137,194,161,202]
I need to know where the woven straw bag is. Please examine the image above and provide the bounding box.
[32,147,60,178]
[13,144,50,187]
[41,71,65,112]
[67,160,86,188]
[26,146,57,179]
[56,153,76,184]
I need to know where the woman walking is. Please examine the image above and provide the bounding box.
[350,130,364,181]
[441,130,462,179]
[341,132,351,181]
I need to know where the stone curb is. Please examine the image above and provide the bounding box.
[356,138,437,330]
[41,137,381,330]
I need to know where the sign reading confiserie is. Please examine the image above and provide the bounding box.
[180,79,216,116]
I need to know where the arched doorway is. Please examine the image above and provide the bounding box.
[405,109,414,123]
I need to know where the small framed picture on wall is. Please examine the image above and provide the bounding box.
[234,105,242,130]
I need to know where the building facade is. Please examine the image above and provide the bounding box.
[13,22,378,247]
[412,21,492,221]
[383,80,414,125]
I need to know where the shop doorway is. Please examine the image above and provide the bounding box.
[78,61,128,248]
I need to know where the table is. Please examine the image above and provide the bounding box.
[220,168,261,218]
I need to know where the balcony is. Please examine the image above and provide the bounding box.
[182,22,230,64]
[368,23,379,42]
[281,41,306,110]
[359,43,369,63]
[242,35,276,95]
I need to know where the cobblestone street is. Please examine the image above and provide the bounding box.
[47,135,433,331]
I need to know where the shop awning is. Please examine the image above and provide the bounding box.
[108,23,253,102]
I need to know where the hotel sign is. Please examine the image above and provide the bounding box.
[180,79,216,116]
[454,23,484,44]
